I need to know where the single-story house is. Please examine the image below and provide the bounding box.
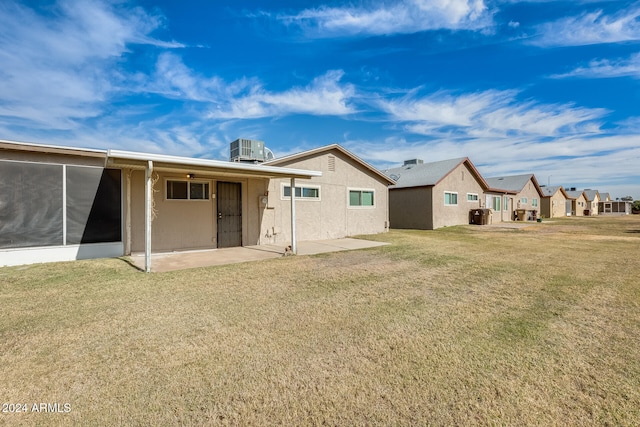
[485,174,544,221]
[1,140,394,270]
[582,189,600,216]
[5,140,381,270]
[540,185,570,218]
[262,144,395,243]
[383,157,493,230]
[564,189,588,216]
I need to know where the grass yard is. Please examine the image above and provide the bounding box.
[1,216,639,426]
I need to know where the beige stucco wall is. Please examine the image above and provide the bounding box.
[587,195,600,216]
[541,191,567,218]
[431,162,484,229]
[514,180,542,217]
[129,170,268,253]
[390,162,484,230]
[262,149,390,244]
[571,195,588,216]
[484,193,514,222]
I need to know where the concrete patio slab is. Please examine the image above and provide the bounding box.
[127,238,389,272]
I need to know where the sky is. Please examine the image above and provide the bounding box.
[1,0,639,199]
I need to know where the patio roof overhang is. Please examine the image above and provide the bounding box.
[107,149,322,273]
[106,149,322,180]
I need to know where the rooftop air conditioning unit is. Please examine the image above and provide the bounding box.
[230,138,267,163]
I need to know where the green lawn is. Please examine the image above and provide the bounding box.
[1,216,639,425]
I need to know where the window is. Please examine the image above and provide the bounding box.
[521,197,528,204]
[349,189,375,207]
[282,184,320,200]
[503,196,509,211]
[467,193,478,202]
[167,180,210,200]
[444,192,458,205]
[532,198,538,207]
[492,196,501,211]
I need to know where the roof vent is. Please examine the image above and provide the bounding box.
[403,159,424,166]
[570,187,576,191]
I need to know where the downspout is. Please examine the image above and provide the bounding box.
[145,161,153,273]
[290,177,297,254]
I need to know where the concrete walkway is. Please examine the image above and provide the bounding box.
[127,238,389,272]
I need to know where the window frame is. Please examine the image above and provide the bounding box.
[492,196,501,212]
[466,193,479,202]
[280,183,321,201]
[166,179,211,201]
[520,197,528,204]
[348,188,375,209]
[532,198,538,207]
[444,191,458,206]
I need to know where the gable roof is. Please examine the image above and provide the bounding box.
[540,185,569,198]
[600,192,611,201]
[565,190,586,200]
[485,173,544,197]
[583,189,600,202]
[265,143,396,185]
[382,157,491,190]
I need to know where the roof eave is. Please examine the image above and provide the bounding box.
[107,150,322,179]
[266,144,396,185]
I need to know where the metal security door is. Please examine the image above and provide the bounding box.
[217,182,242,248]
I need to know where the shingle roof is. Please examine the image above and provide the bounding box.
[540,185,562,197]
[485,174,534,193]
[583,189,600,201]
[382,157,473,189]
[565,190,585,200]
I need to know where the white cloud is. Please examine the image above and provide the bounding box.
[377,89,607,138]
[278,0,493,37]
[205,70,356,119]
[552,52,640,79]
[531,7,640,47]
[0,0,178,129]
[144,53,357,119]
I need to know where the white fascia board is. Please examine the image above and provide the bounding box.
[107,149,322,178]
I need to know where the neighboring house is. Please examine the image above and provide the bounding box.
[565,189,588,216]
[485,174,544,221]
[600,192,611,202]
[0,139,327,269]
[483,188,519,223]
[383,157,491,230]
[263,144,395,243]
[582,189,600,216]
[599,199,632,215]
[540,185,570,218]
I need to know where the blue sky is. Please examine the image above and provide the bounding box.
[1,0,639,199]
